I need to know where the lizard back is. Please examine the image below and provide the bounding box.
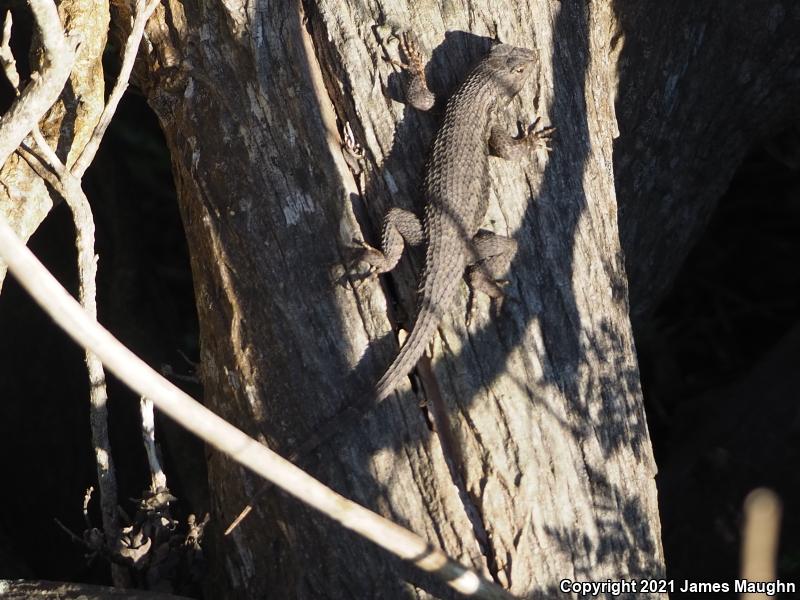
[375,43,538,401]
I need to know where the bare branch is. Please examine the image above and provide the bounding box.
[140,396,168,492]
[71,0,161,177]
[741,488,782,597]
[61,172,126,586]
[0,0,75,167]
[31,127,65,177]
[0,215,515,600]
[16,142,65,192]
[18,139,125,585]
[8,2,160,584]
[0,11,20,94]
[53,517,85,545]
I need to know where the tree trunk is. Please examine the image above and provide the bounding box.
[135,0,664,597]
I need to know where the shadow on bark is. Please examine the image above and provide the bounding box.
[281,1,662,596]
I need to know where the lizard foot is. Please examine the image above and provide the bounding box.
[396,32,426,77]
[489,118,554,159]
[385,31,435,111]
[341,240,386,288]
[466,273,513,326]
[521,117,556,152]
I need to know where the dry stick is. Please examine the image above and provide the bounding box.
[141,397,168,492]
[12,0,157,586]
[740,488,782,600]
[62,173,128,586]
[0,12,20,94]
[4,28,126,589]
[27,133,124,584]
[21,138,128,586]
[0,0,75,167]
[0,217,515,600]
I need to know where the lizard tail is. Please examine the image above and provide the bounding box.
[375,260,464,401]
[375,301,443,400]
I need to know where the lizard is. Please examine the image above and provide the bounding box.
[223,34,552,535]
[359,32,554,401]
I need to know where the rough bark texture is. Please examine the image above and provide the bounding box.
[0,0,108,288]
[613,1,800,318]
[134,1,665,597]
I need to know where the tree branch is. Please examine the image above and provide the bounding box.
[18,140,128,587]
[0,0,75,167]
[71,0,161,178]
[3,1,160,586]
[140,396,168,493]
[741,488,781,592]
[0,214,515,600]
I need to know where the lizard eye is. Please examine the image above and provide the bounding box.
[512,66,526,74]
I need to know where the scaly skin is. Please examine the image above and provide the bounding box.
[368,39,552,400]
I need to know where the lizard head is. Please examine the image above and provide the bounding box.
[485,44,539,100]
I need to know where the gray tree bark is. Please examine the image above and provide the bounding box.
[135,1,663,597]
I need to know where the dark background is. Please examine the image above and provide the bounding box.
[0,11,798,598]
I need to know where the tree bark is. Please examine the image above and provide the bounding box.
[135,0,664,597]
[0,0,108,289]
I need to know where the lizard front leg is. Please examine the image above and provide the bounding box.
[386,32,436,111]
[489,117,555,160]
[464,118,551,317]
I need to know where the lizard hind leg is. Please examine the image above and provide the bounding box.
[352,207,424,279]
[465,230,518,322]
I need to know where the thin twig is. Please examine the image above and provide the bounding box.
[140,396,168,492]
[83,486,95,529]
[16,143,64,192]
[71,0,161,177]
[0,11,20,94]
[61,170,124,581]
[54,517,85,545]
[5,1,159,586]
[0,0,75,167]
[0,215,516,600]
[20,134,126,586]
[31,127,65,177]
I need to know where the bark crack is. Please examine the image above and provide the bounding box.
[419,330,509,586]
